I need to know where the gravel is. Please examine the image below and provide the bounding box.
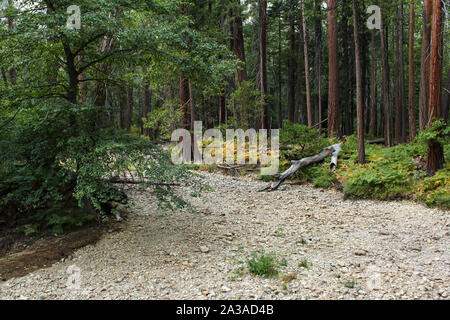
[0,172,449,300]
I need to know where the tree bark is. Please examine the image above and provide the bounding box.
[295,19,306,125]
[419,0,432,131]
[258,0,268,130]
[327,0,339,137]
[408,0,416,141]
[399,2,406,142]
[302,1,312,128]
[370,29,377,138]
[353,0,365,164]
[314,0,322,133]
[380,13,392,146]
[395,4,402,144]
[426,0,444,175]
[443,67,450,122]
[179,74,191,130]
[142,66,152,136]
[287,2,297,123]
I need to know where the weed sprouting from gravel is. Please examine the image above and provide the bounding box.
[247,250,279,278]
[298,258,311,269]
[344,279,357,288]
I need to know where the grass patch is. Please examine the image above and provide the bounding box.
[343,278,357,289]
[246,250,279,278]
[298,258,311,270]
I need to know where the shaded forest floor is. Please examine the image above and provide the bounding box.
[0,172,448,300]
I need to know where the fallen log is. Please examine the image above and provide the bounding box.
[106,178,181,187]
[259,143,342,192]
[367,139,385,145]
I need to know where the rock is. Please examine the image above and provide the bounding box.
[221,286,231,293]
[200,246,210,253]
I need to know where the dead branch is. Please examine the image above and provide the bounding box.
[106,179,181,187]
[259,143,342,192]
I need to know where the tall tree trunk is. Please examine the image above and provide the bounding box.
[287,3,297,123]
[443,67,450,122]
[408,0,416,141]
[419,0,432,131]
[370,29,377,138]
[231,0,248,128]
[327,0,339,136]
[314,0,322,133]
[426,0,444,175]
[399,2,406,142]
[125,87,133,132]
[353,0,365,164]
[232,0,247,85]
[179,4,191,131]
[179,74,191,130]
[295,20,306,125]
[302,1,312,128]
[118,86,127,130]
[189,82,196,131]
[278,12,283,127]
[219,95,226,125]
[7,0,16,85]
[395,4,402,144]
[142,66,152,136]
[258,0,268,129]
[380,13,392,146]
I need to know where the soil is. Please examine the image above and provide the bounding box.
[0,227,104,281]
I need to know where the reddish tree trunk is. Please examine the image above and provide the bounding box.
[426,0,444,175]
[408,0,416,141]
[419,0,432,131]
[258,0,268,129]
[314,0,322,133]
[179,74,191,130]
[380,14,392,146]
[353,0,365,164]
[395,4,402,144]
[370,30,377,138]
[327,0,339,136]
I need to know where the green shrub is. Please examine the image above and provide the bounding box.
[247,250,279,278]
[0,100,204,234]
[418,166,450,210]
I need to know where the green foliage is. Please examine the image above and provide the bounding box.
[298,258,311,270]
[339,136,424,199]
[0,100,204,234]
[343,279,357,289]
[338,135,449,208]
[142,102,182,141]
[418,166,450,210]
[227,81,264,129]
[415,119,449,147]
[280,121,332,159]
[246,250,279,278]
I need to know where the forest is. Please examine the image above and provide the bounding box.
[0,0,449,301]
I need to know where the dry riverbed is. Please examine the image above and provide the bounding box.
[0,172,449,300]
